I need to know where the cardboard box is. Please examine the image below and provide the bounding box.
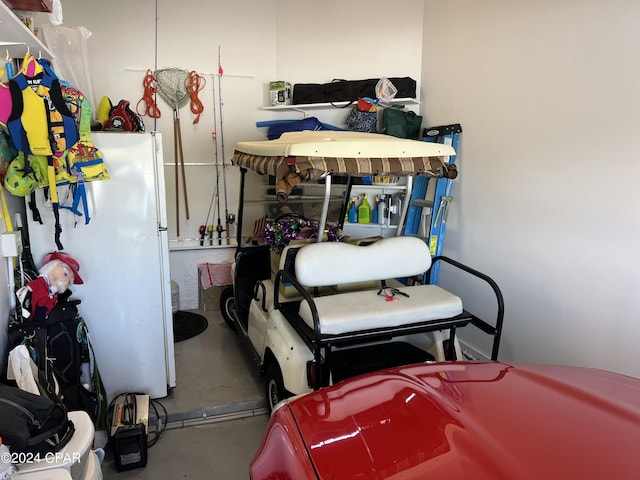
[269,81,291,106]
[198,283,224,312]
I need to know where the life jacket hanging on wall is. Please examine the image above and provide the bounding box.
[38,58,110,225]
[6,65,79,250]
[7,71,78,158]
[3,55,110,249]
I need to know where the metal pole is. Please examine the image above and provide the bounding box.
[236,167,247,248]
[317,174,332,243]
[396,175,413,236]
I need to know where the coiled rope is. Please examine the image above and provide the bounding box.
[184,70,206,124]
[137,69,161,118]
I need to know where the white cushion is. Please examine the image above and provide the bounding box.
[298,284,463,336]
[295,236,431,287]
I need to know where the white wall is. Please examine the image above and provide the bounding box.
[421,0,640,378]
[275,0,424,126]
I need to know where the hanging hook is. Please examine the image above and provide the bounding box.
[27,45,30,55]
[38,50,42,60]
[5,50,9,62]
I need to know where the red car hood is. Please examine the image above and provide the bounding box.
[286,361,640,479]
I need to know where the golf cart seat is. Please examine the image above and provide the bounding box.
[258,240,388,313]
[291,236,464,336]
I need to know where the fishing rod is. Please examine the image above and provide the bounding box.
[200,98,218,246]
[200,168,218,246]
[215,188,223,246]
[209,86,223,245]
[200,81,220,245]
[213,131,223,246]
[217,45,231,244]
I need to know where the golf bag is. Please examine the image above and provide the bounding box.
[7,298,109,431]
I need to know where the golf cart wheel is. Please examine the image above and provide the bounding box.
[219,286,237,332]
[265,363,292,414]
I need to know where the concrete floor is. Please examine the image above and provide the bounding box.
[101,309,270,479]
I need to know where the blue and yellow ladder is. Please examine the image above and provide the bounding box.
[405,123,462,284]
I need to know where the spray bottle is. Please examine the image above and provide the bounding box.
[348,197,358,223]
[371,195,379,224]
[358,193,371,224]
[378,194,388,225]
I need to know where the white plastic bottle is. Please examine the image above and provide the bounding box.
[378,194,389,225]
[0,437,16,480]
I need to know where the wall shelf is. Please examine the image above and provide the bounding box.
[0,1,53,59]
[261,97,419,111]
[355,184,406,191]
[3,0,52,13]
[344,222,398,230]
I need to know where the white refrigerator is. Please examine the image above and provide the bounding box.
[26,131,176,400]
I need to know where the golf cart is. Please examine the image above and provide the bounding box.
[220,131,504,411]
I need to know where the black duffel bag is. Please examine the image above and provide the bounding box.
[292,77,416,105]
[0,384,75,455]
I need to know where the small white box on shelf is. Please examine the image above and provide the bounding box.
[269,81,291,106]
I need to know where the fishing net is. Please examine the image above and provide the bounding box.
[154,67,190,110]
[154,67,191,235]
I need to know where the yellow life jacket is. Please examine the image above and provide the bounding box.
[7,71,79,159]
[7,70,79,250]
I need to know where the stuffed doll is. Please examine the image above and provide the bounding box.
[16,251,83,322]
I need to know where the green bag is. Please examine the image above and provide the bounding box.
[381,106,423,139]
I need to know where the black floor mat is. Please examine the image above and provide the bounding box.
[173,311,208,342]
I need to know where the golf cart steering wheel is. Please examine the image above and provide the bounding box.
[274,212,310,223]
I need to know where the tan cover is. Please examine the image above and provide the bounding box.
[231,131,456,197]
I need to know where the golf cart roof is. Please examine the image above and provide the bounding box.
[231,131,456,179]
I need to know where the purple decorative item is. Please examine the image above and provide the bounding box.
[263,218,343,254]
